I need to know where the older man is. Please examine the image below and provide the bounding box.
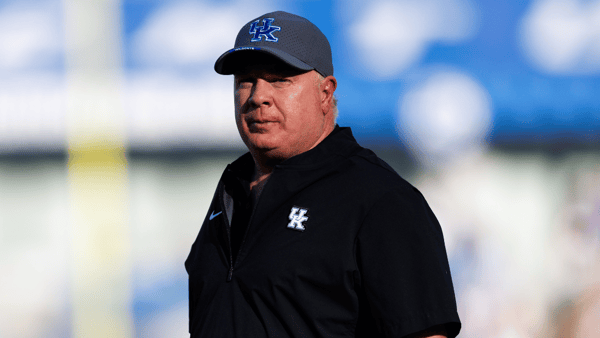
[185,11,461,338]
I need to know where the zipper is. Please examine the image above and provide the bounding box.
[221,171,271,283]
[225,224,234,283]
[217,179,235,283]
[227,266,234,282]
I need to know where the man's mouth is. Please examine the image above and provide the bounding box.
[247,118,278,130]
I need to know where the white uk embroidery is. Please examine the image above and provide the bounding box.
[288,207,308,231]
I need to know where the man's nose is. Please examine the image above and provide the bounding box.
[249,79,273,107]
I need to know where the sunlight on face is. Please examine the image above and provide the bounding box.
[233,54,330,162]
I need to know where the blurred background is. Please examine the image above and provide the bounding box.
[0,0,599,337]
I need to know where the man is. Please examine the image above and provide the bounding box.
[186,11,461,337]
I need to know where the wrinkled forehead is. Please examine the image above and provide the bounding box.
[231,51,310,78]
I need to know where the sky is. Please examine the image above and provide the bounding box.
[1,0,599,154]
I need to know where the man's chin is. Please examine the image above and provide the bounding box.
[249,145,290,162]
[245,135,279,152]
[252,146,280,157]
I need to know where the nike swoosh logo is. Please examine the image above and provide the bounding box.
[209,211,222,221]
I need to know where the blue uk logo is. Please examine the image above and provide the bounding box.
[249,18,281,42]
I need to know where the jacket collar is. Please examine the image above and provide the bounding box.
[227,125,361,175]
[276,125,361,169]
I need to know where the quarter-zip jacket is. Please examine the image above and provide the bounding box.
[186,127,461,338]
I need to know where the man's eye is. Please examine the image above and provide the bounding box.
[271,78,290,86]
[237,79,253,87]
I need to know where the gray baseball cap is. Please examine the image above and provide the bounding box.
[214,11,333,77]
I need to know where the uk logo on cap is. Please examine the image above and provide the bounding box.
[249,18,281,42]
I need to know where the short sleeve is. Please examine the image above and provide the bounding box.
[355,186,461,338]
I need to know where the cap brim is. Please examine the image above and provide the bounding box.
[214,46,314,75]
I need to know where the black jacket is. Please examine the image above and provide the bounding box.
[186,127,461,337]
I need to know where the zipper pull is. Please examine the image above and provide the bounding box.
[227,266,233,282]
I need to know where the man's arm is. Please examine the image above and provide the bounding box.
[355,187,461,337]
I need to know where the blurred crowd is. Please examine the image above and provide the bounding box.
[2,146,599,337]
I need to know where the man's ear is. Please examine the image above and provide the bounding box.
[320,75,337,115]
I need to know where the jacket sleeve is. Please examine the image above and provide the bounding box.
[355,186,461,338]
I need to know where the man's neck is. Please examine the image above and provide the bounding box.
[249,165,271,201]
[247,122,336,198]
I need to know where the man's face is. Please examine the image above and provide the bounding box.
[234,56,330,162]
